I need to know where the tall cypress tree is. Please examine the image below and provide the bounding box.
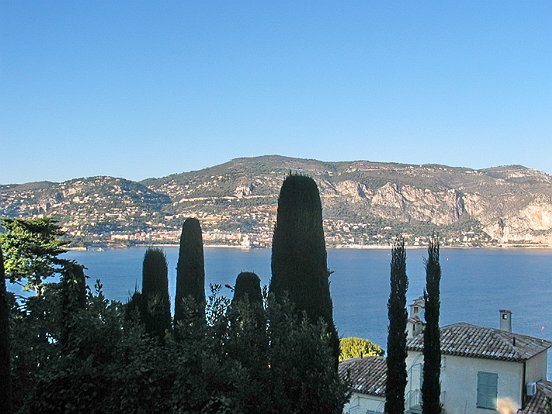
[422,236,442,414]
[60,262,87,349]
[0,246,13,414]
[385,239,408,414]
[229,272,267,372]
[174,218,205,325]
[269,174,339,367]
[141,248,172,340]
[232,271,263,308]
[231,272,266,338]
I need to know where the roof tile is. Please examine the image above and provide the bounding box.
[519,380,552,414]
[339,356,387,397]
[407,323,552,362]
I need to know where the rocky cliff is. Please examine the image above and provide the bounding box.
[2,156,552,247]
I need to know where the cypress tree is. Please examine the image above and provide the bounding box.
[230,272,266,343]
[60,262,87,349]
[385,239,408,414]
[232,271,263,308]
[0,246,13,414]
[269,174,339,367]
[141,248,172,339]
[228,272,268,383]
[422,236,442,414]
[174,218,205,325]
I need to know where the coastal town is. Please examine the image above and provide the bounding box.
[3,161,539,249]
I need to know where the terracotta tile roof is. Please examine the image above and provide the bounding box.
[519,380,552,414]
[338,356,386,397]
[407,322,552,362]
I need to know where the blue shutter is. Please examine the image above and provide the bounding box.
[477,372,498,409]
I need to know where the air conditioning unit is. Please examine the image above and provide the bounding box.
[526,382,537,397]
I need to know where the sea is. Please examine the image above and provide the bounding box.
[12,247,552,379]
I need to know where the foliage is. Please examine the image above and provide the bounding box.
[60,263,87,350]
[9,281,349,414]
[339,337,384,361]
[9,281,64,409]
[268,296,350,414]
[4,213,349,413]
[175,218,206,326]
[385,239,409,414]
[1,246,13,414]
[0,218,70,295]
[226,274,269,412]
[270,174,340,367]
[422,235,442,414]
[232,272,263,307]
[141,248,172,340]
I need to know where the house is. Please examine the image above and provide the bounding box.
[339,303,552,414]
[406,319,551,413]
[339,356,387,414]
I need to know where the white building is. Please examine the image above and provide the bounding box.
[406,320,551,413]
[339,356,386,414]
[340,306,552,414]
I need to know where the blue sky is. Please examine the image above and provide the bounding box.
[1,1,551,184]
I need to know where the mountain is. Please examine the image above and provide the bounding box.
[2,155,552,247]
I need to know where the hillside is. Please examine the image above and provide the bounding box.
[2,155,552,247]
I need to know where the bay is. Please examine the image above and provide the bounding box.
[30,247,552,379]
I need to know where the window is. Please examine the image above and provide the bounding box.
[477,371,498,409]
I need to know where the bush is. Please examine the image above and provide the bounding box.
[339,337,384,361]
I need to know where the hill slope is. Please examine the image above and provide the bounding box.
[2,155,552,247]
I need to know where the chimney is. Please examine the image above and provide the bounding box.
[500,309,512,332]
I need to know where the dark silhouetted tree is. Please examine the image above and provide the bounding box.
[232,271,263,308]
[227,272,269,412]
[269,174,339,367]
[0,246,13,414]
[174,218,205,326]
[60,262,87,350]
[230,271,265,336]
[385,239,408,414]
[422,235,442,414]
[268,296,349,414]
[141,248,171,340]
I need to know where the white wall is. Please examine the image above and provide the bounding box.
[343,393,385,414]
[406,351,524,414]
[525,350,547,383]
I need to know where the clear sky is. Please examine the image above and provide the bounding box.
[1,1,551,184]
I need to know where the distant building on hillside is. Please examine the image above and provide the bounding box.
[339,302,552,414]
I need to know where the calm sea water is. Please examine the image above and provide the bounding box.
[16,247,552,379]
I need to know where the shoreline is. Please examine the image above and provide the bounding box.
[67,243,552,251]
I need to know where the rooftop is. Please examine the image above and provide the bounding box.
[338,356,386,397]
[519,380,552,414]
[407,322,552,362]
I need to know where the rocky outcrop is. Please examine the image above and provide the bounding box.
[2,156,552,246]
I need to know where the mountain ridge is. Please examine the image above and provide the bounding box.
[2,155,552,247]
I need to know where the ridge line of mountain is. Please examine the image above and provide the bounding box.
[2,155,552,247]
